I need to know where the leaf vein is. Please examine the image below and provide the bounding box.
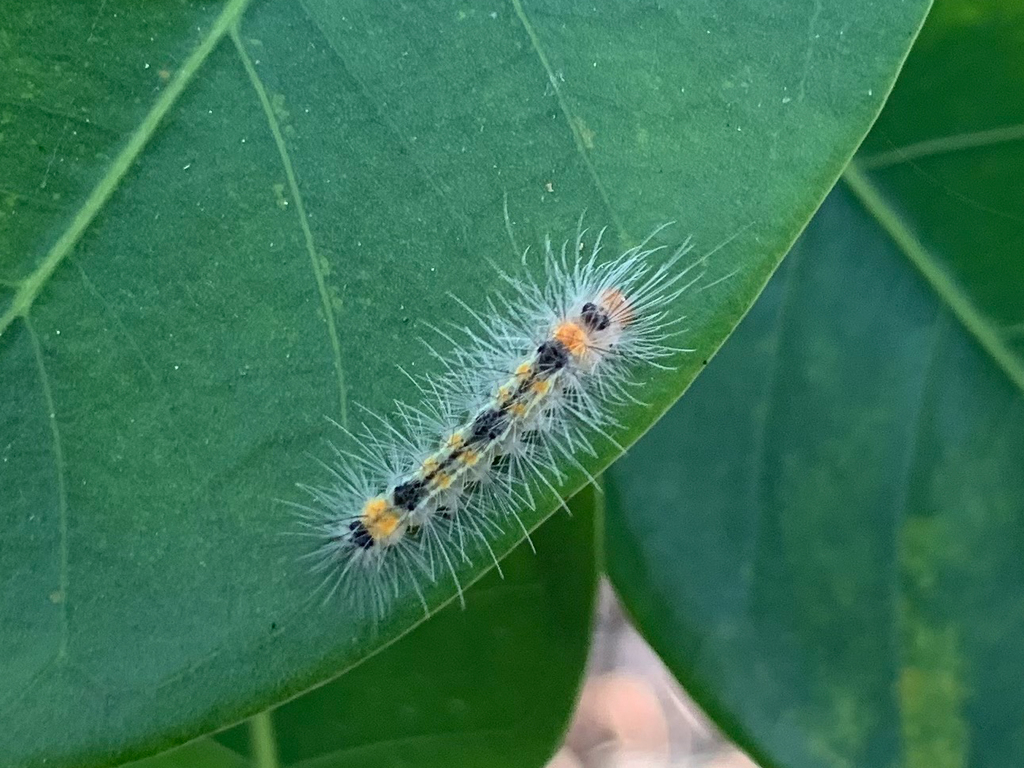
[859,121,1024,169]
[0,0,253,339]
[743,245,801,613]
[510,0,626,241]
[26,317,69,659]
[231,25,348,426]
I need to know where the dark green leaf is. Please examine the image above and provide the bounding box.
[1,0,928,765]
[608,1,1024,766]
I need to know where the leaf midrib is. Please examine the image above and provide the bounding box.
[0,0,253,339]
[841,162,1024,395]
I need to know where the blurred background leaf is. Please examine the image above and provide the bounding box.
[609,0,1024,767]
[1,0,928,765]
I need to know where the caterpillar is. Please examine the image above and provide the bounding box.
[294,223,709,620]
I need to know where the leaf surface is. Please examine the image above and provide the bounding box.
[1,0,929,765]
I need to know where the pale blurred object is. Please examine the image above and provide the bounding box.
[552,582,760,768]
[548,748,585,768]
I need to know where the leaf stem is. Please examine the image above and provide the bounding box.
[248,711,280,768]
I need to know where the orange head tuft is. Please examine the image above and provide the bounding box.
[553,320,589,357]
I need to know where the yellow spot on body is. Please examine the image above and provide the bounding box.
[362,497,401,539]
[554,320,589,357]
[533,379,552,396]
[363,497,388,518]
[446,433,464,449]
[510,402,527,418]
[421,456,440,474]
[460,449,479,467]
[497,385,513,404]
[370,512,400,539]
[433,471,453,489]
[515,362,532,378]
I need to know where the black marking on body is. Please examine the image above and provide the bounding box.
[581,302,611,331]
[535,340,569,374]
[348,519,374,549]
[434,447,464,475]
[468,407,510,444]
[392,478,427,511]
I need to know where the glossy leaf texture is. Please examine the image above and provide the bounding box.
[608,0,1024,766]
[0,0,929,766]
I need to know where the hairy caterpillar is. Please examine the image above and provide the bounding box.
[294,224,711,619]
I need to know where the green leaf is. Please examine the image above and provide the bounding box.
[608,1,1024,766]
[1,0,929,765]
[213,487,597,768]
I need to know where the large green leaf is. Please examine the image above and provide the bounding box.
[608,0,1024,766]
[1,0,928,765]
